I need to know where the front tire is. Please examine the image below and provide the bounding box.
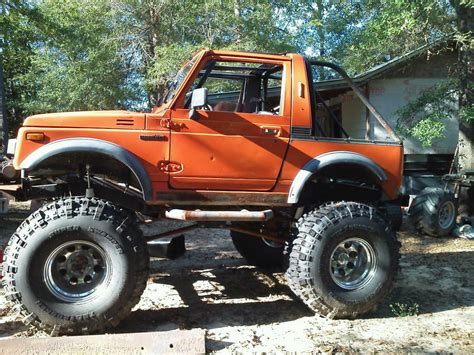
[2,197,149,335]
[286,202,399,318]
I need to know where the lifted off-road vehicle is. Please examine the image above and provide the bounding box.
[1,50,404,334]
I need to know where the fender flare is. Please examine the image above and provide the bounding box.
[288,151,387,204]
[21,138,153,201]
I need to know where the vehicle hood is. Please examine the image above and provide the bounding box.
[23,110,146,130]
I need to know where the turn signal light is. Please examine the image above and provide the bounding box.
[26,132,45,142]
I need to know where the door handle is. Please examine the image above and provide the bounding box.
[261,126,280,135]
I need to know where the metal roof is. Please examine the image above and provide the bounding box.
[315,37,455,91]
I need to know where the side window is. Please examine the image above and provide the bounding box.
[184,60,284,115]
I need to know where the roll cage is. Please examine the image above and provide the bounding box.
[305,59,400,143]
[184,60,283,113]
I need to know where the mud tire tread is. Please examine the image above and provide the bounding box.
[1,197,149,335]
[408,188,457,237]
[285,201,400,319]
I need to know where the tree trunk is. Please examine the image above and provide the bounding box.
[451,0,474,169]
[234,0,242,46]
[145,5,161,108]
[315,0,326,80]
[0,58,7,155]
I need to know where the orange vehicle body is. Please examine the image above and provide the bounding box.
[12,50,403,206]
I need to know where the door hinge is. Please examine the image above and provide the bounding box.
[159,160,183,173]
[160,118,171,129]
[160,119,186,130]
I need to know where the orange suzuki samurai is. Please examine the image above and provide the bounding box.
[2,49,403,334]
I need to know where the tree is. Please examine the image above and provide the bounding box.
[1,0,471,156]
[337,0,472,167]
[22,0,138,114]
[0,58,7,153]
[344,1,454,73]
[395,79,459,147]
[0,1,39,135]
[142,0,296,103]
[450,0,474,168]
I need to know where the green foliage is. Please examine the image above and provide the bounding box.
[0,0,470,144]
[390,302,420,317]
[460,104,474,122]
[336,1,456,74]
[407,118,447,147]
[396,80,458,146]
[22,0,138,113]
[146,44,201,100]
[145,0,296,101]
[0,1,40,134]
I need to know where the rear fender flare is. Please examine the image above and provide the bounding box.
[287,151,387,204]
[21,138,152,201]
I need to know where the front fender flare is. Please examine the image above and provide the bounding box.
[288,151,387,204]
[21,138,153,201]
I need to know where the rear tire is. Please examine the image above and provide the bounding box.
[381,203,403,231]
[2,197,149,335]
[231,231,284,268]
[286,202,399,318]
[408,188,457,237]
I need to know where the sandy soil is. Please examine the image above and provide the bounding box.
[1,201,473,352]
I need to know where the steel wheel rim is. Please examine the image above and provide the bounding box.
[44,240,112,303]
[329,238,377,290]
[438,201,455,229]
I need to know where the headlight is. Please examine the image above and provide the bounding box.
[7,139,16,156]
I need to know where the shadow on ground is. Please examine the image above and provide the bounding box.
[116,247,474,333]
[1,210,473,337]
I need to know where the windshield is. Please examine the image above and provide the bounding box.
[158,54,199,106]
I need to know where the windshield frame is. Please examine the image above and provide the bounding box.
[155,51,204,109]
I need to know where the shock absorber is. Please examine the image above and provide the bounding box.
[85,164,95,198]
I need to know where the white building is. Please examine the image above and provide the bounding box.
[316,40,465,178]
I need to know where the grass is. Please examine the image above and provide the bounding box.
[389,302,420,317]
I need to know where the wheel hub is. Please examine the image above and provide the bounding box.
[329,238,377,290]
[44,240,111,302]
[438,201,455,229]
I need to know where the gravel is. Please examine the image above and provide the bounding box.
[1,201,473,352]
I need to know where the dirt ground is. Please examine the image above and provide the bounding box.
[1,201,473,352]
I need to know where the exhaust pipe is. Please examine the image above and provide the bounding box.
[165,209,274,222]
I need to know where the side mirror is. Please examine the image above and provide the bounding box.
[189,88,208,119]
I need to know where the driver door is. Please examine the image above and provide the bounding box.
[169,57,291,191]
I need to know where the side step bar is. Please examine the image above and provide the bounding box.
[165,209,274,222]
